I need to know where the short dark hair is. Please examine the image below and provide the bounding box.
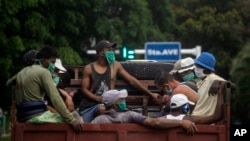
[60,72,71,86]
[36,45,59,59]
[154,70,174,86]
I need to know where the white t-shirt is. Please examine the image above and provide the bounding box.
[166,114,185,120]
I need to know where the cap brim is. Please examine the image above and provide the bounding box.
[118,89,128,98]
[188,101,195,105]
[58,70,66,73]
[169,69,177,74]
[56,65,66,71]
[178,66,195,73]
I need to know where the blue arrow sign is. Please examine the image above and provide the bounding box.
[145,42,181,62]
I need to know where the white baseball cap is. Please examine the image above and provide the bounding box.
[55,58,67,73]
[170,57,195,74]
[170,94,195,109]
[102,89,128,106]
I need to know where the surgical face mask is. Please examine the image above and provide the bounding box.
[105,51,116,65]
[166,88,173,95]
[117,100,126,111]
[194,67,206,78]
[53,76,60,86]
[163,84,172,95]
[47,61,56,73]
[182,72,195,82]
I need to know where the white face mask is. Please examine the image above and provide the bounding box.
[194,67,206,78]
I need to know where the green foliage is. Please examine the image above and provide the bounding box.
[230,43,250,123]
[57,47,83,65]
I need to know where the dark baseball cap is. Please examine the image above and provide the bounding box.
[23,49,39,66]
[95,40,117,53]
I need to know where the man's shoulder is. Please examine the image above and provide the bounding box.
[176,83,196,91]
[85,62,93,66]
[208,73,226,81]
[181,81,198,92]
[83,63,93,72]
[32,65,50,74]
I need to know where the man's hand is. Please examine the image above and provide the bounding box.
[70,119,83,133]
[155,95,171,106]
[209,80,226,96]
[65,96,74,112]
[180,120,197,135]
[151,93,162,100]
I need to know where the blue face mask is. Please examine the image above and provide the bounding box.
[105,51,116,65]
[182,103,190,114]
[166,89,173,95]
[182,72,195,82]
[117,100,126,112]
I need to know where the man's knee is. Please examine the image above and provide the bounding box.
[96,105,106,115]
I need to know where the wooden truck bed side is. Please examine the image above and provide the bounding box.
[12,123,227,141]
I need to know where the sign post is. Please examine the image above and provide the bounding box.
[145,42,181,62]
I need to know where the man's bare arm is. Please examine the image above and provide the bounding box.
[144,117,197,135]
[116,62,161,100]
[81,65,102,103]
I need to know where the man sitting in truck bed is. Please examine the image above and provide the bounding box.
[91,89,197,135]
[6,46,83,133]
[79,40,161,123]
[165,93,223,124]
[154,70,198,116]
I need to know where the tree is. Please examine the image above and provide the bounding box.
[170,0,245,79]
[230,43,250,124]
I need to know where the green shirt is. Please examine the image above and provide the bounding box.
[13,64,75,123]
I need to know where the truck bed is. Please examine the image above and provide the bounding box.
[10,62,231,141]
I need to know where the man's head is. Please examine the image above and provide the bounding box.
[22,49,39,66]
[36,45,59,72]
[170,57,195,82]
[170,94,195,114]
[57,72,71,89]
[95,40,117,54]
[195,52,215,72]
[154,70,175,95]
[102,89,128,111]
[194,52,215,78]
[170,57,195,74]
[95,40,117,65]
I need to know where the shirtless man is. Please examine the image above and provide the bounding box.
[78,40,161,123]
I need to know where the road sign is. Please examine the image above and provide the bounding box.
[145,42,181,62]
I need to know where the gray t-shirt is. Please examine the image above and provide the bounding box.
[91,109,147,124]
